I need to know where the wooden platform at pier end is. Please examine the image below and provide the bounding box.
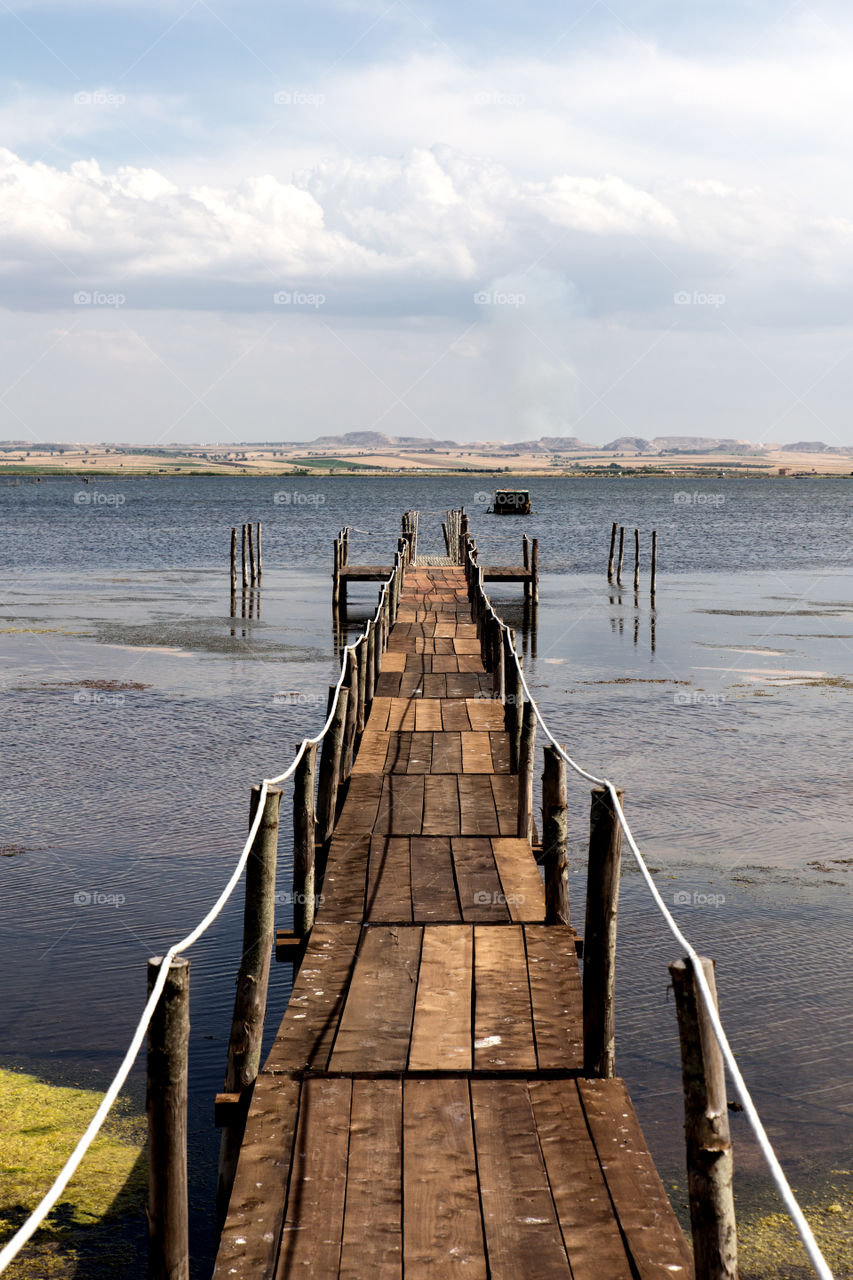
[214,566,694,1280]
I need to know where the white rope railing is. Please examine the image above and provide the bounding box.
[0,549,403,1275]
[466,541,833,1280]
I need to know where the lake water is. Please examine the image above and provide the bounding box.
[2,474,852,1275]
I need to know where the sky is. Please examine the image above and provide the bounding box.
[2,0,853,447]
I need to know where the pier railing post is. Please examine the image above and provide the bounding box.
[341,648,358,778]
[365,619,376,706]
[293,744,318,936]
[517,701,536,840]
[582,785,624,1078]
[670,957,738,1280]
[317,684,349,842]
[216,784,281,1228]
[503,629,523,772]
[355,636,367,734]
[492,617,505,702]
[332,536,341,611]
[147,955,190,1280]
[542,746,569,924]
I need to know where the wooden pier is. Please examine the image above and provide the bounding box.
[214,556,694,1279]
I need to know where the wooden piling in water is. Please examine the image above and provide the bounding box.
[651,530,658,599]
[531,537,539,604]
[542,746,569,925]
[247,523,256,586]
[633,528,640,593]
[241,524,248,590]
[293,744,318,938]
[147,955,190,1280]
[670,956,738,1280]
[332,537,341,612]
[607,521,618,581]
[216,784,281,1228]
[616,526,624,586]
[583,785,625,1079]
[517,700,536,840]
[230,527,237,593]
[522,535,530,602]
[256,522,262,581]
[317,685,349,843]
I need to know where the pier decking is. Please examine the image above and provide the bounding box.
[215,565,694,1279]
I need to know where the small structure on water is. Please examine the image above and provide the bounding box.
[488,488,531,515]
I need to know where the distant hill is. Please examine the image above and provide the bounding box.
[311,431,460,450]
[601,437,653,453]
[785,440,832,453]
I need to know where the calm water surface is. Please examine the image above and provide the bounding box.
[2,475,852,1273]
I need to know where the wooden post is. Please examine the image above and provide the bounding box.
[633,527,640,592]
[503,628,523,772]
[317,684,349,842]
[531,537,539,604]
[607,521,617,580]
[583,785,625,1078]
[230,527,237,593]
[247,522,256,586]
[241,524,248,590]
[355,635,367,734]
[332,537,340,611]
[342,527,349,565]
[616,526,624,586]
[341,649,358,778]
[147,955,190,1280]
[293,743,318,936]
[492,616,505,702]
[670,957,738,1280]
[651,529,658,599]
[542,746,569,925]
[216,784,281,1228]
[517,700,536,840]
[365,619,376,705]
[522,534,530,602]
[256,522,262,581]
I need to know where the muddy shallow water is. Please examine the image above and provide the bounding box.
[1,475,851,1275]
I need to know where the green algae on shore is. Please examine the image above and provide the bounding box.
[0,1067,146,1278]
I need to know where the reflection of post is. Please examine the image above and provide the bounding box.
[651,612,656,654]
[633,615,639,646]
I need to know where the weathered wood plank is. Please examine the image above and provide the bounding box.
[473,925,536,1069]
[490,775,519,835]
[267,921,361,1070]
[440,700,472,731]
[377,775,425,836]
[422,775,460,835]
[339,1078,403,1280]
[351,730,391,776]
[452,837,507,921]
[460,732,494,774]
[330,926,423,1072]
[403,1077,486,1279]
[409,925,473,1070]
[458,774,499,835]
[491,837,545,921]
[524,925,583,1071]
[466,698,505,730]
[415,699,444,732]
[429,731,463,775]
[320,834,371,923]
[410,836,461,922]
[337,774,383,833]
[366,836,413,922]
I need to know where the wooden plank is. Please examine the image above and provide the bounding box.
[529,1080,633,1280]
[456,655,485,673]
[267,921,361,1069]
[470,1079,570,1279]
[440,700,472,731]
[403,1077,486,1279]
[214,1073,301,1278]
[466,698,504,730]
[415,699,443,732]
[422,775,460,836]
[578,1078,695,1280]
[377,775,425,835]
[400,671,425,698]
[422,674,448,698]
[473,925,536,1069]
[366,696,391,731]
[387,697,417,731]
[366,836,413,922]
[429,731,462,775]
[330,926,423,1072]
[405,732,433,773]
[351,729,391,776]
[490,775,519,835]
[489,731,511,773]
[491,837,546,921]
[321,834,371,923]
[409,925,473,1070]
[430,655,460,673]
[523,925,583,1071]
[446,673,483,699]
[339,1078,403,1280]
[385,731,412,774]
[453,637,481,655]
[452,837,507,922]
[460,732,494,774]
[381,650,407,672]
[277,1076,352,1279]
[410,836,461,922]
[338,774,383,833]
[459,774,499,835]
